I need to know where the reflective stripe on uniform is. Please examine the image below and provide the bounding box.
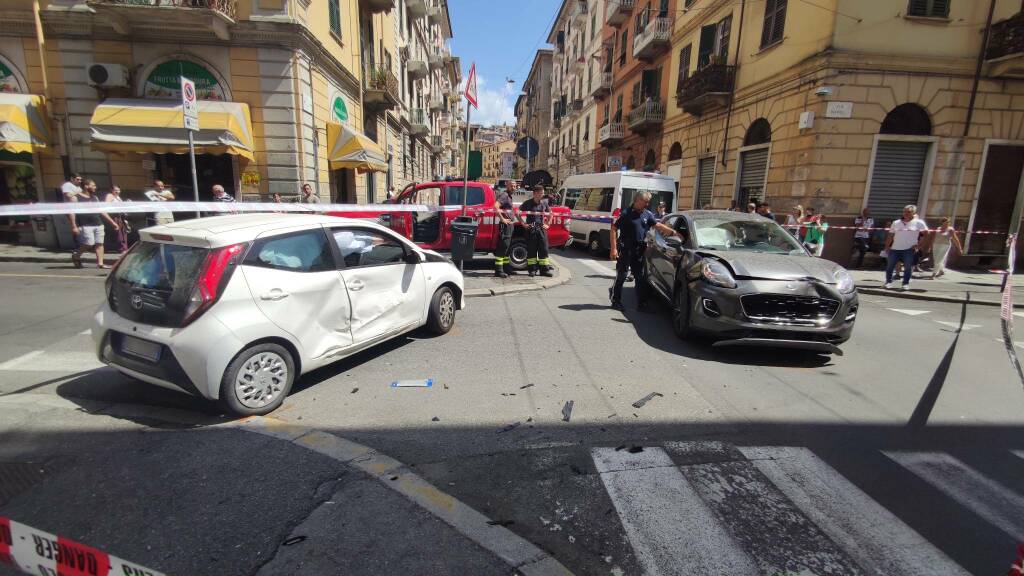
[527,258,538,265]
[538,258,552,265]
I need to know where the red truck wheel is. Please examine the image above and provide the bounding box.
[508,238,528,271]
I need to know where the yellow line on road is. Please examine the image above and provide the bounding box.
[0,273,106,279]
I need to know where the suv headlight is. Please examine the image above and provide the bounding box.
[834,269,855,294]
[701,259,737,288]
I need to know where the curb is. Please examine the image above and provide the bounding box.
[857,286,1024,308]
[0,394,575,576]
[0,254,119,265]
[465,257,572,298]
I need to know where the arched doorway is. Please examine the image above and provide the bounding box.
[600,163,606,172]
[643,149,656,171]
[668,142,682,161]
[866,104,934,225]
[626,155,636,170]
[737,119,771,205]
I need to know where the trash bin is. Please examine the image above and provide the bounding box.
[449,215,479,262]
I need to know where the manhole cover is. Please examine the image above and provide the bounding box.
[0,462,48,506]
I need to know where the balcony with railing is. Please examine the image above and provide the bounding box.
[633,17,672,59]
[598,122,624,147]
[592,70,612,97]
[364,64,400,111]
[431,135,444,148]
[676,64,735,116]
[605,0,634,26]
[363,0,394,14]
[429,51,444,70]
[410,108,430,135]
[428,4,445,25]
[567,98,584,118]
[408,57,429,80]
[407,0,426,19]
[986,11,1024,77]
[627,100,665,132]
[85,0,236,40]
[429,95,445,112]
[571,0,587,25]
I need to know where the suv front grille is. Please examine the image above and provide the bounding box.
[740,294,840,326]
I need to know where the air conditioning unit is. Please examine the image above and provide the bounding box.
[86,63,129,88]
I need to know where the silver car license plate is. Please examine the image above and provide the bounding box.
[121,335,161,362]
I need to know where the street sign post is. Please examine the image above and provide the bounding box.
[461,63,478,218]
[516,136,538,179]
[181,76,200,218]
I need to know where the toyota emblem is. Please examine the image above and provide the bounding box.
[130,294,143,310]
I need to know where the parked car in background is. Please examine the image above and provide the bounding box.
[93,214,464,415]
[644,210,858,355]
[555,171,677,255]
[330,180,572,271]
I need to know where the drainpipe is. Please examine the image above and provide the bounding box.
[963,0,997,140]
[306,55,320,199]
[719,0,745,169]
[291,52,308,197]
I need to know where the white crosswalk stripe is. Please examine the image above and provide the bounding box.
[934,321,981,331]
[741,446,969,575]
[0,350,103,372]
[884,451,1024,542]
[591,446,759,575]
[888,308,931,316]
[577,258,615,276]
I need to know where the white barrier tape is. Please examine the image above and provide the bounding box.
[0,202,460,216]
[1000,234,1024,390]
[1,516,165,576]
[784,225,1009,235]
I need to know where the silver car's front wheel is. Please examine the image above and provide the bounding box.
[220,343,295,416]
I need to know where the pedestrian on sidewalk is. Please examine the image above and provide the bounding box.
[296,183,319,204]
[803,212,829,257]
[69,179,118,269]
[493,180,517,278]
[212,184,234,203]
[144,180,175,226]
[104,185,130,253]
[851,208,874,269]
[61,173,83,202]
[609,191,681,311]
[884,204,928,290]
[757,202,775,221]
[785,205,804,237]
[655,201,667,219]
[930,217,962,279]
[519,185,553,277]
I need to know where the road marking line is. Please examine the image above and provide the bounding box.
[0,350,44,370]
[741,446,969,576]
[1013,450,1024,461]
[577,258,615,276]
[1014,312,1024,319]
[236,417,574,576]
[79,329,92,336]
[887,308,930,316]
[591,446,758,576]
[884,451,1024,541]
[0,272,106,279]
[934,321,981,331]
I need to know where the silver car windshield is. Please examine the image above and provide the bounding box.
[692,215,805,255]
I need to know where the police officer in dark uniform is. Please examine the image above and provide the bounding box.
[519,185,553,277]
[493,181,517,277]
[609,191,680,310]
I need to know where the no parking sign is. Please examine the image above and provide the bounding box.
[181,76,199,131]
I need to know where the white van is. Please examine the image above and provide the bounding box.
[556,171,677,254]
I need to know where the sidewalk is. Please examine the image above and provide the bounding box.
[851,267,1024,308]
[0,243,571,298]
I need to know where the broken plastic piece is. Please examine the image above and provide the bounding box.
[486,520,515,527]
[431,416,440,422]
[391,379,433,388]
[520,383,535,389]
[498,421,522,433]
[350,387,359,394]
[627,446,644,454]
[282,536,306,546]
[632,392,663,409]
[562,400,574,422]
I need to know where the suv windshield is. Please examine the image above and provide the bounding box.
[691,214,805,255]
[110,242,208,326]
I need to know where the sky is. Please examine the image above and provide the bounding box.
[447,0,560,127]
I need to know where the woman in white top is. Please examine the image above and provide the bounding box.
[785,205,804,238]
[104,185,130,253]
[930,217,962,278]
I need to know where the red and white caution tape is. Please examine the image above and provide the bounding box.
[0,201,459,216]
[1000,234,1024,391]
[0,516,164,576]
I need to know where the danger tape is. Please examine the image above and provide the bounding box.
[0,516,165,576]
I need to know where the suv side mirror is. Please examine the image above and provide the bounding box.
[404,251,422,264]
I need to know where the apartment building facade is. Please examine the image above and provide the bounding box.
[548,0,607,184]
[659,0,1024,266]
[480,138,515,182]
[0,0,460,247]
[514,49,553,181]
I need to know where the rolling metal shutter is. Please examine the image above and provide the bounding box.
[738,147,769,203]
[696,157,715,208]
[866,141,929,223]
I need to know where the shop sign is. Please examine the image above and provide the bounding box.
[0,62,20,94]
[141,158,156,171]
[241,170,261,194]
[608,156,622,170]
[145,60,225,101]
[332,94,349,123]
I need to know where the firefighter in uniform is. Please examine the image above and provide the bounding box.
[493,181,517,277]
[519,185,553,277]
[609,191,680,310]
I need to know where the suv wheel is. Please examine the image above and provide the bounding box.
[220,343,295,416]
[588,233,603,256]
[427,286,456,335]
[672,287,691,340]
[508,238,528,271]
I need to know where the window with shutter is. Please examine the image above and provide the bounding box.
[676,44,692,93]
[329,0,341,37]
[698,24,717,68]
[632,82,642,107]
[615,94,623,122]
[907,0,950,17]
[760,0,787,49]
[717,16,732,62]
[620,30,628,66]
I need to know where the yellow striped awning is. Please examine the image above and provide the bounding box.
[0,94,49,154]
[89,98,255,160]
[327,121,387,172]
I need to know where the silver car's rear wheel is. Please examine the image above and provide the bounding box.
[220,343,295,416]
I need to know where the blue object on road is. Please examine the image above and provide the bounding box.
[391,379,434,388]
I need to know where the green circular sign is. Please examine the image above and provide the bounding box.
[333,96,348,122]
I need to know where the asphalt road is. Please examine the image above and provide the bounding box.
[0,254,1022,576]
